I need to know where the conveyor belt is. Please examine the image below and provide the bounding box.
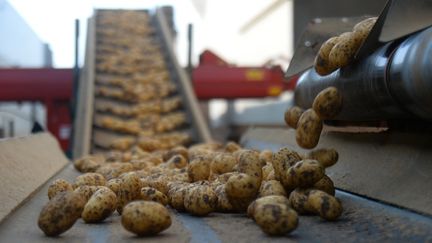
[1,164,432,242]
[72,8,211,159]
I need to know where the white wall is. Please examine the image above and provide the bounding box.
[0,0,48,67]
[184,0,293,68]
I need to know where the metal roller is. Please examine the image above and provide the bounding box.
[294,26,432,121]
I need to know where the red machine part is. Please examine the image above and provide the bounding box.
[0,68,73,151]
[193,50,297,99]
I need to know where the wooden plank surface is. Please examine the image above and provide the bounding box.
[0,133,69,222]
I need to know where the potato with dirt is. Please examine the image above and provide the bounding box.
[284,106,305,128]
[225,150,263,211]
[74,155,105,173]
[258,180,287,197]
[259,150,273,165]
[254,202,298,235]
[353,17,377,45]
[82,187,117,223]
[121,201,172,236]
[188,155,211,182]
[289,188,314,215]
[308,189,343,221]
[117,172,142,214]
[307,148,339,168]
[167,183,192,211]
[38,191,86,236]
[271,147,302,181]
[47,179,73,200]
[210,153,237,175]
[184,184,218,216]
[314,36,340,76]
[165,154,188,169]
[140,187,169,206]
[288,159,325,188]
[296,109,323,149]
[313,175,335,196]
[74,185,104,202]
[328,32,360,69]
[214,184,234,212]
[312,87,343,119]
[224,141,242,153]
[247,195,290,219]
[73,173,107,188]
[106,178,122,195]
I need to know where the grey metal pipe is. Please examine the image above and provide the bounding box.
[294,26,432,121]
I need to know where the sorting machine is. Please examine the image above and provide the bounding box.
[0,2,432,242]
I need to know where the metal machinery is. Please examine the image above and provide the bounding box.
[1,3,432,242]
[193,50,296,99]
[0,68,73,151]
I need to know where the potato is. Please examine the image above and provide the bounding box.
[82,187,117,223]
[308,190,343,221]
[261,163,274,181]
[296,109,323,149]
[38,191,86,236]
[117,172,142,214]
[121,201,171,236]
[74,185,103,202]
[307,148,339,168]
[288,159,324,188]
[165,154,188,169]
[96,162,134,180]
[211,153,236,175]
[47,179,73,200]
[140,187,168,206]
[225,173,259,199]
[146,174,170,195]
[74,155,105,173]
[258,180,286,197]
[289,189,314,215]
[188,155,211,182]
[254,202,298,235]
[353,17,377,45]
[312,87,343,119]
[329,32,360,68]
[284,106,304,128]
[214,184,234,212]
[247,195,290,219]
[163,146,189,161]
[73,173,106,189]
[167,183,192,211]
[247,195,289,220]
[237,150,262,181]
[259,150,273,165]
[314,36,340,76]
[106,178,122,195]
[271,147,302,184]
[313,175,335,196]
[266,170,276,180]
[184,185,217,216]
[224,141,242,153]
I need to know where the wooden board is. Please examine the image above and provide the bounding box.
[0,133,69,222]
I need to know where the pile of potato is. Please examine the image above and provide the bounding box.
[314,17,377,76]
[92,10,190,152]
[38,138,342,237]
